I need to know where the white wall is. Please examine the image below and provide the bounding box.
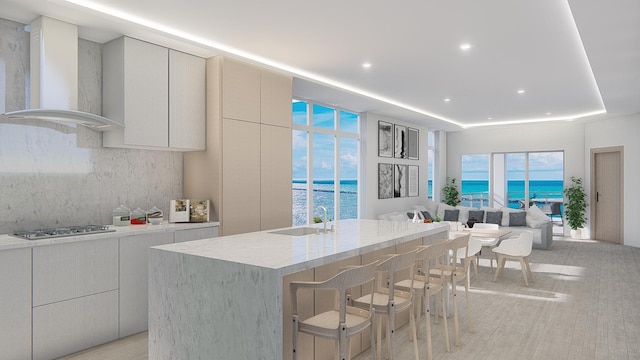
[445,118,640,248]
[362,113,430,219]
[584,114,640,248]
[446,121,586,236]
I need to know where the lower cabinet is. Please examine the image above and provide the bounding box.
[174,226,219,243]
[32,291,119,360]
[119,232,174,337]
[32,238,119,360]
[0,248,31,360]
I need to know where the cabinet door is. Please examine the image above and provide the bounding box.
[119,232,174,337]
[169,50,206,150]
[261,70,292,127]
[33,290,118,360]
[33,238,118,306]
[222,58,261,122]
[103,37,169,149]
[222,118,261,235]
[0,248,31,360]
[174,226,219,243]
[261,124,292,230]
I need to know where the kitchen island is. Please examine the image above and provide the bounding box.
[148,219,449,360]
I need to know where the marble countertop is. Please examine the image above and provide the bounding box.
[152,219,449,275]
[0,222,220,251]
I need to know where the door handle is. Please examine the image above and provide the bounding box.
[597,192,600,202]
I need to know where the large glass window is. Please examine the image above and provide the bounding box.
[427,131,435,199]
[292,100,360,226]
[461,154,490,208]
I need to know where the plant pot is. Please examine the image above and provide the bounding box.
[570,229,581,239]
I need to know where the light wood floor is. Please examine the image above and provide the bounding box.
[58,236,640,360]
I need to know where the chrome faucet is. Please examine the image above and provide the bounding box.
[316,206,328,232]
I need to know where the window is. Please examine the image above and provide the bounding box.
[461,154,490,208]
[292,100,360,226]
[427,131,435,199]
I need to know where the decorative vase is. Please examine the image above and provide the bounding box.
[570,229,581,239]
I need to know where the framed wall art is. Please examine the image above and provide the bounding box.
[378,121,393,157]
[408,165,419,197]
[394,164,407,198]
[394,124,408,159]
[378,163,394,199]
[408,128,419,160]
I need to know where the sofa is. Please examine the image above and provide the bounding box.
[411,200,553,250]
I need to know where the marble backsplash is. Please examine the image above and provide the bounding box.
[0,18,184,234]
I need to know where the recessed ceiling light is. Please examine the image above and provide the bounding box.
[362,62,372,69]
[546,112,552,116]
[487,117,493,120]
[517,89,526,94]
[444,98,451,102]
[460,43,472,51]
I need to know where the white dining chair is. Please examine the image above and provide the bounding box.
[492,232,534,286]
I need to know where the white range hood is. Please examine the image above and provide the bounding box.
[1,16,121,131]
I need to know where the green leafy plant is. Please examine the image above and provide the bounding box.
[442,177,461,206]
[564,176,588,230]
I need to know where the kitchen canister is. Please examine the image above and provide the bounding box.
[147,206,163,225]
[113,205,131,226]
[130,207,148,225]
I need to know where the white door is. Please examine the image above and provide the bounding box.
[592,147,623,243]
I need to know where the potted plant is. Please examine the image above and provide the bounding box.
[564,176,588,239]
[442,177,461,207]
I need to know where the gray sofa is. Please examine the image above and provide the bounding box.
[413,201,554,250]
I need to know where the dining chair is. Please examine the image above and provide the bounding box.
[430,233,473,346]
[459,236,482,282]
[470,222,500,269]
[396,241,451,360]
[492,232,534,286]
[351,250,420,360]
[290,261,378,360]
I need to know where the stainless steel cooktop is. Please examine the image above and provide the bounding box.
[11,225,115,240]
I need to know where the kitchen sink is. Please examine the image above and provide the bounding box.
[268,227,320,236]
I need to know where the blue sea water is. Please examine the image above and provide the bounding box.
[459,180,564,208]
[292,180,357,226]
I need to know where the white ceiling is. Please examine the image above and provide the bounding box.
[1,0,638,131]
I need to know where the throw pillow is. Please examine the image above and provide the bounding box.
[526,205,551,228]
[443,209,460,221]
[509,212,527,226]
[421,211,433,220]
[456,205,474,223]
[500,207,524,226]
[468,210,485,222]
[485,211,503,225]
[437,203,456,219]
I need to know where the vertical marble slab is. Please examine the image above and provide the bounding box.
[149,248,283,360]
[0,17,185,234]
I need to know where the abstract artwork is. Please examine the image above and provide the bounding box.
[394,164,407,198]
[408,128,419,160]
[394,124,408,159]
[378,163,394,199]
[378,121,393,157]
[408,165,419,197]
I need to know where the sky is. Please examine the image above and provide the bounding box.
[292,102,359,181]
[462,152,564,181]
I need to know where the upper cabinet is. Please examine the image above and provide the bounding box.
[103,37,206,151]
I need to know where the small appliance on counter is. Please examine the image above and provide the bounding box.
[170,199,210,223]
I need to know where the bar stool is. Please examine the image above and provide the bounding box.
[430,233,473,346]
[396,241,451,360]
[351,250,420,360]
[290,262,377,360]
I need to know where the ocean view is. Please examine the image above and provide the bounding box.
[293,179,564,225]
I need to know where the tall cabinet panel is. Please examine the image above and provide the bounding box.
[169,49,206,150]
[261,124,292,230]
[222,119,262,235]
[0,248,31,360]
[185,56,292,236]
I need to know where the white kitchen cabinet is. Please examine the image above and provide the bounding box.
[0,248,31,360]
[32,238,118,306]
[33,290,119,360]
[103,36,206,151]
[103,36,169,148]
[169,49,206,150]
[119,232,173,337]
[174,225,219,243]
